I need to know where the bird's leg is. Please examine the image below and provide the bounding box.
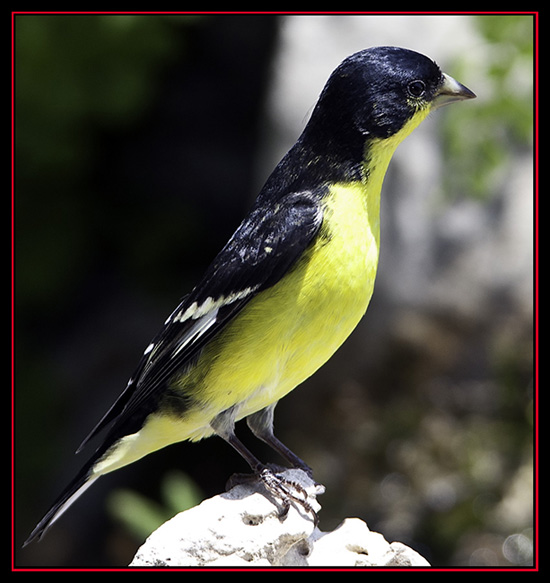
[246,404,313,476]
[211,407,317,524]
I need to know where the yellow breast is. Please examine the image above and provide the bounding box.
[189,180,379,422]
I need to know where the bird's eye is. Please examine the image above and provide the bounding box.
[407,80,426,98]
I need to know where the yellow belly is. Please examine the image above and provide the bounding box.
[181,180,379,434]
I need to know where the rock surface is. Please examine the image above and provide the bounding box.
[130,469,430,568]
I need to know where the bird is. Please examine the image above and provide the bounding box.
[24,46,475,545]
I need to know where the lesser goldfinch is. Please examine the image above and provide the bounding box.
[24,46,475,545]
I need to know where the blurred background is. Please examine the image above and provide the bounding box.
[14,13,535,568]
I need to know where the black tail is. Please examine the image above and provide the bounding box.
[23,390,153,546]
[23,458,100,546]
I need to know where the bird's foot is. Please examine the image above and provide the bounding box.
[258,466,318,525]
[226,465,319,526]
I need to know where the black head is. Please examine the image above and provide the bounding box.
[262,46,474,195]
[308,46,473,141]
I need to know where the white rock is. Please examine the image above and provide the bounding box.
[130,469,429,568]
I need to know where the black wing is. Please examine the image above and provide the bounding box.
[78,191,324,450]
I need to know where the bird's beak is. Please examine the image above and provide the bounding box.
[432,73,476,109]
